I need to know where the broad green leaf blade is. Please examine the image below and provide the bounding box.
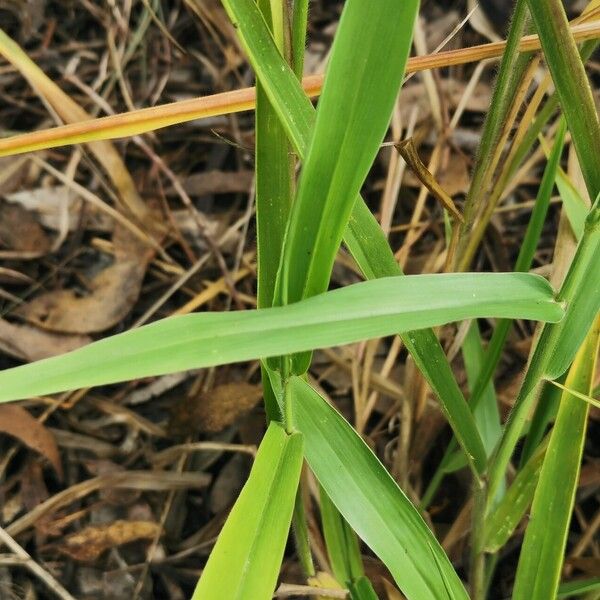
[275,0,418,306]
[526,0,600,200]
[221,0,489,475]
[0,274,562,403]
[192,422,303,600]
[513,316,599,599]
[488,195,600,502]
[483,436,548,552]
[289,376,469,600]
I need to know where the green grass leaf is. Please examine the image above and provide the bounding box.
[463,321,502,456]
[512,316,600,599]
[274,0,418,307]
[483,436,548,552]
[468,120,566,412]
[289,376,469,600]
[557,577,600,598]
[526,0,600,199]
[488,195,600,502]
[220,0,489,476]
[255,0,294,311]
[555,166,588,241]
[0,273,563,403]
[320,485,365,586]
[192,422,303,600]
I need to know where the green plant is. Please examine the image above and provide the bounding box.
[0,1,599,598]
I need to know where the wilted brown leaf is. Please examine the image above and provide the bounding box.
[437,152,470,197]
[16,223,154,333]
[0,201,51,254]
[180,169,253,196]
[6,186,113,233]
[55,520,160,562]
[168,382,263,436]
[0,156,30,195]
[0,404,62,479]
[382,578,404,600]
[0,319,91,361]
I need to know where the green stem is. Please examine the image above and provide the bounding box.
[291,0,309,79]
[470,478,487,600]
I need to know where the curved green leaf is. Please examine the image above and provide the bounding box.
[289,376,468,600]
[274,0,418,307]
[0,273,562,403]
[483,436,548,553]
[512,316,600,599]
[488,195,600,503]
[526,0,600,199]
[221,0,489,476]
[192,422,303,600]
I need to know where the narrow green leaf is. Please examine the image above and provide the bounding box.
[0,274,562,403]
[468,118,566,411]
[483,436,548,552]
[526,0,600,199]
[557,577,600,598]
[555,166,588,241]
[512,316,600,599]
[320,485,364,586]
[221,0,489,475]
[519,376,564,465]
[346,203,489,476]
[348,576,380,600]
[255,0,293,310]
[275,0,418,307]
[488,195,600,502]
[192,422,303,600]
[463,321,501,456]
[291,0,308,79]
[289,376,469,600]
[459,0,532,246]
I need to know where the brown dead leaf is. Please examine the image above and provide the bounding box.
[382,578,404,600]
[16,222,154,333]
[168,382,263,436]
[6,186,113,233]
[0,201,51,254]
[437,152,471,197]
[0,156,30,195]
[180,169,254,196]
[0,319,91,361]
[399,80,492,126]
[55,520,160,562]
[0,404,62,479]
